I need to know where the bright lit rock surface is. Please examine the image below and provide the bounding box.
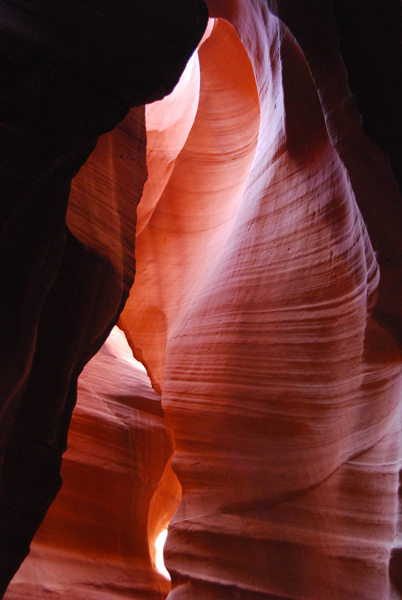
[2,1,402,599]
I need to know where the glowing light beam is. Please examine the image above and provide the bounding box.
[155,529,170,580]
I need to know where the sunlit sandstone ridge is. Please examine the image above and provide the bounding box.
[1,0,402,599]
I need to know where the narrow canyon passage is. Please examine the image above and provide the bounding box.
[1,1,402,599]
[4,327,179,600]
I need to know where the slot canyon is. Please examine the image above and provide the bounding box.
[1,0,402,598]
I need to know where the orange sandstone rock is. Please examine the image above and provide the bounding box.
[118,3,402,599]
[0,0,207,595]
[2,1,402,599]
[120,18,260,391]
[4,328,180,600]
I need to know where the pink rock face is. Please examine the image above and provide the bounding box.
[3,1,402,599]
[120,3,402,600]
[4,328,180,600]
[120,18,261,391]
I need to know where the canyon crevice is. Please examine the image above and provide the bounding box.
[1,1,402,599]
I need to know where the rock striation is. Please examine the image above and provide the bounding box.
[0,0,207,595]
[4,327,180,600]
[1,0,402,599]
[121,2,402,599]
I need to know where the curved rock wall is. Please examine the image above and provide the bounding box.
[4,327,178,600]
[120,17,261,391]
[1,0,402,599]
[0,0,207,595]
[120,2,402,599]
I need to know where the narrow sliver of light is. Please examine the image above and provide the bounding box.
[155,529,170,580]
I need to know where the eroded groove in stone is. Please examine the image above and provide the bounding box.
[2,0,402,599]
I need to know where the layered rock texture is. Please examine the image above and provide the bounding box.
[2,0,402,599]
[4,327,180,600]
[0,0,207,595]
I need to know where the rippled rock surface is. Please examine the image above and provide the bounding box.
[2,1,402,599]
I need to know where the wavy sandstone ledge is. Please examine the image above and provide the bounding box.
[2,0,402,599]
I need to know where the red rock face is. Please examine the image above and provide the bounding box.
[2,1,402,599]
[4,327,179,600]
[123,3,402,599]
[0,0,207,595]
[120,17,260,391]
